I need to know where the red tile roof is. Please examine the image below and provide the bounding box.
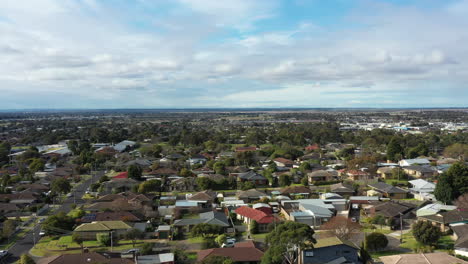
[113,172,128,179]
[235,206,279,224]
[273,157,294,165]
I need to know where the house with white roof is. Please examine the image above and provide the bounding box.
[399,158,430,167]
[416,203,457,217]
[409,179,436,201]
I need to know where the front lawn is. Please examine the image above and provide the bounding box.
[251,233,268,240]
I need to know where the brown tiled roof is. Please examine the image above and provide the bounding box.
[273,157,294,165]
[197,247,263,262]
[280,186,312,195]
[189,191,215,201]
[420,210,468,224]
[38,252,133,264]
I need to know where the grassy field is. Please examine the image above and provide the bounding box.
[30,236,146,257]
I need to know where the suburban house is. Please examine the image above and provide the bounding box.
[330,183,355,197]
[307,170,335,182]
[237,189,269,203]
[73,221,132,240]
[364,201,416,228]
[451,224,468,258]
[376,167,395,179]
[155,225,172,239]
[409,179,436,201]
[81,211,142,223]
[235,206,280,233]
[346,170,371,181]
[418,209,468,232]
[100,178,139,194]
[173,211,230,233]
[136,253,175,264]
[281,200,334,229]
[416,203,457,217]
[280,186,313,199]
[197,241,264,264]
[367,182,407,199]
[273,157,294,168]
[399,158,430,167]
[170,177,196,192]
[113,140,136,152]
[188,154,208,166]
[187,190,216,208]
[299,236,362,264]
[403,165,436,178]
[379,252,468,264]
[235,146,258,152]
[237,171,268,186]
[37,252,133,264]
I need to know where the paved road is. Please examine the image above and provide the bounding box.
[3,171,103,263]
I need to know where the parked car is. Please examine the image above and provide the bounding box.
[39,230,46,237]
[0,250,10,259]
[123,249,140,254]
[221,238,236,248]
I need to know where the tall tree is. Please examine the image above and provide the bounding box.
[125,228,144,247]
[127,164,142,180]
[412,220,441,246]
[51,178,71,194]
[261,221,316,264]
[386,137,403,161]
[434,162,468,204]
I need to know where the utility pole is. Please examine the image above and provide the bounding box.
[399,212,403,243]
[110,231,114,252]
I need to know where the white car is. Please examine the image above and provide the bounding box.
[0,250,9,258]
[221,238,236,248]
[39,230,46,236]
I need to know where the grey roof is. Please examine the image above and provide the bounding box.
[368,182,407,194]
[238,171,266,181]
[237,189,268,199]
[174,211,230,227]
[404,165,435,173]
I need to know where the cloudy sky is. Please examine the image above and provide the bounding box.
[1,0,467,109]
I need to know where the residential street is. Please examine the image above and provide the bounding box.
[3,171,103,264]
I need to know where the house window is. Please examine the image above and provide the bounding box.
[305,251,314,257]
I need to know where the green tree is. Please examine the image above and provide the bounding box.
[386,137,403,161]
[29,158,45,173]
[196,177,213,191]
[261,221,316,264]
[2,219,16,240]
[279,174,291,187]
[412,220,441,246]
[190,223,223,238]
[200,255,234,264]
[240,181,255,191]
[250,220,259,234]
[72,233,85,252]
[140,242,154,255]
[42,212,75,235]
[365,232,388,251]
[301,176,309,186]
[434,162,468,204]
[125,228,144,247]
[215,234,227,247]
[96,233,111,246]
[19,254,35,264]
[138,179,161,194]
[443,143,468,160]
[127,165,142,180]
[51,178,71,194]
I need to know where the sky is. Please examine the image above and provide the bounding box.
[1,0,468,109]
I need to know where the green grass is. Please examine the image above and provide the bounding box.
[251,233,268,240]
[399,232,419,251]
[363,227,394,235]
[437,235,454,251]
[187,236,205,243]
[30,236,146,257]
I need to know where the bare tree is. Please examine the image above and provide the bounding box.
[321,216,361,240]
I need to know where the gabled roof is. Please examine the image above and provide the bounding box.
[409,179,435,190]
[74,221,131,232]
[280,186,313,195]
[238,171,266,181]
[314,236,359,249]
[330,183,354,193]
[404,165,435,173]
[374,202,415,218]
[419,210,468,224]
[235,206,279,224]
[173,211,230,227]
[237,189,268,199]
[273,157,294,165]
[368,182,407,194]
[188,191,215,201]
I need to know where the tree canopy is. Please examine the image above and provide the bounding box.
[262,221,316,264]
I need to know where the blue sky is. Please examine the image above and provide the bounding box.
[0,0,467,109]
